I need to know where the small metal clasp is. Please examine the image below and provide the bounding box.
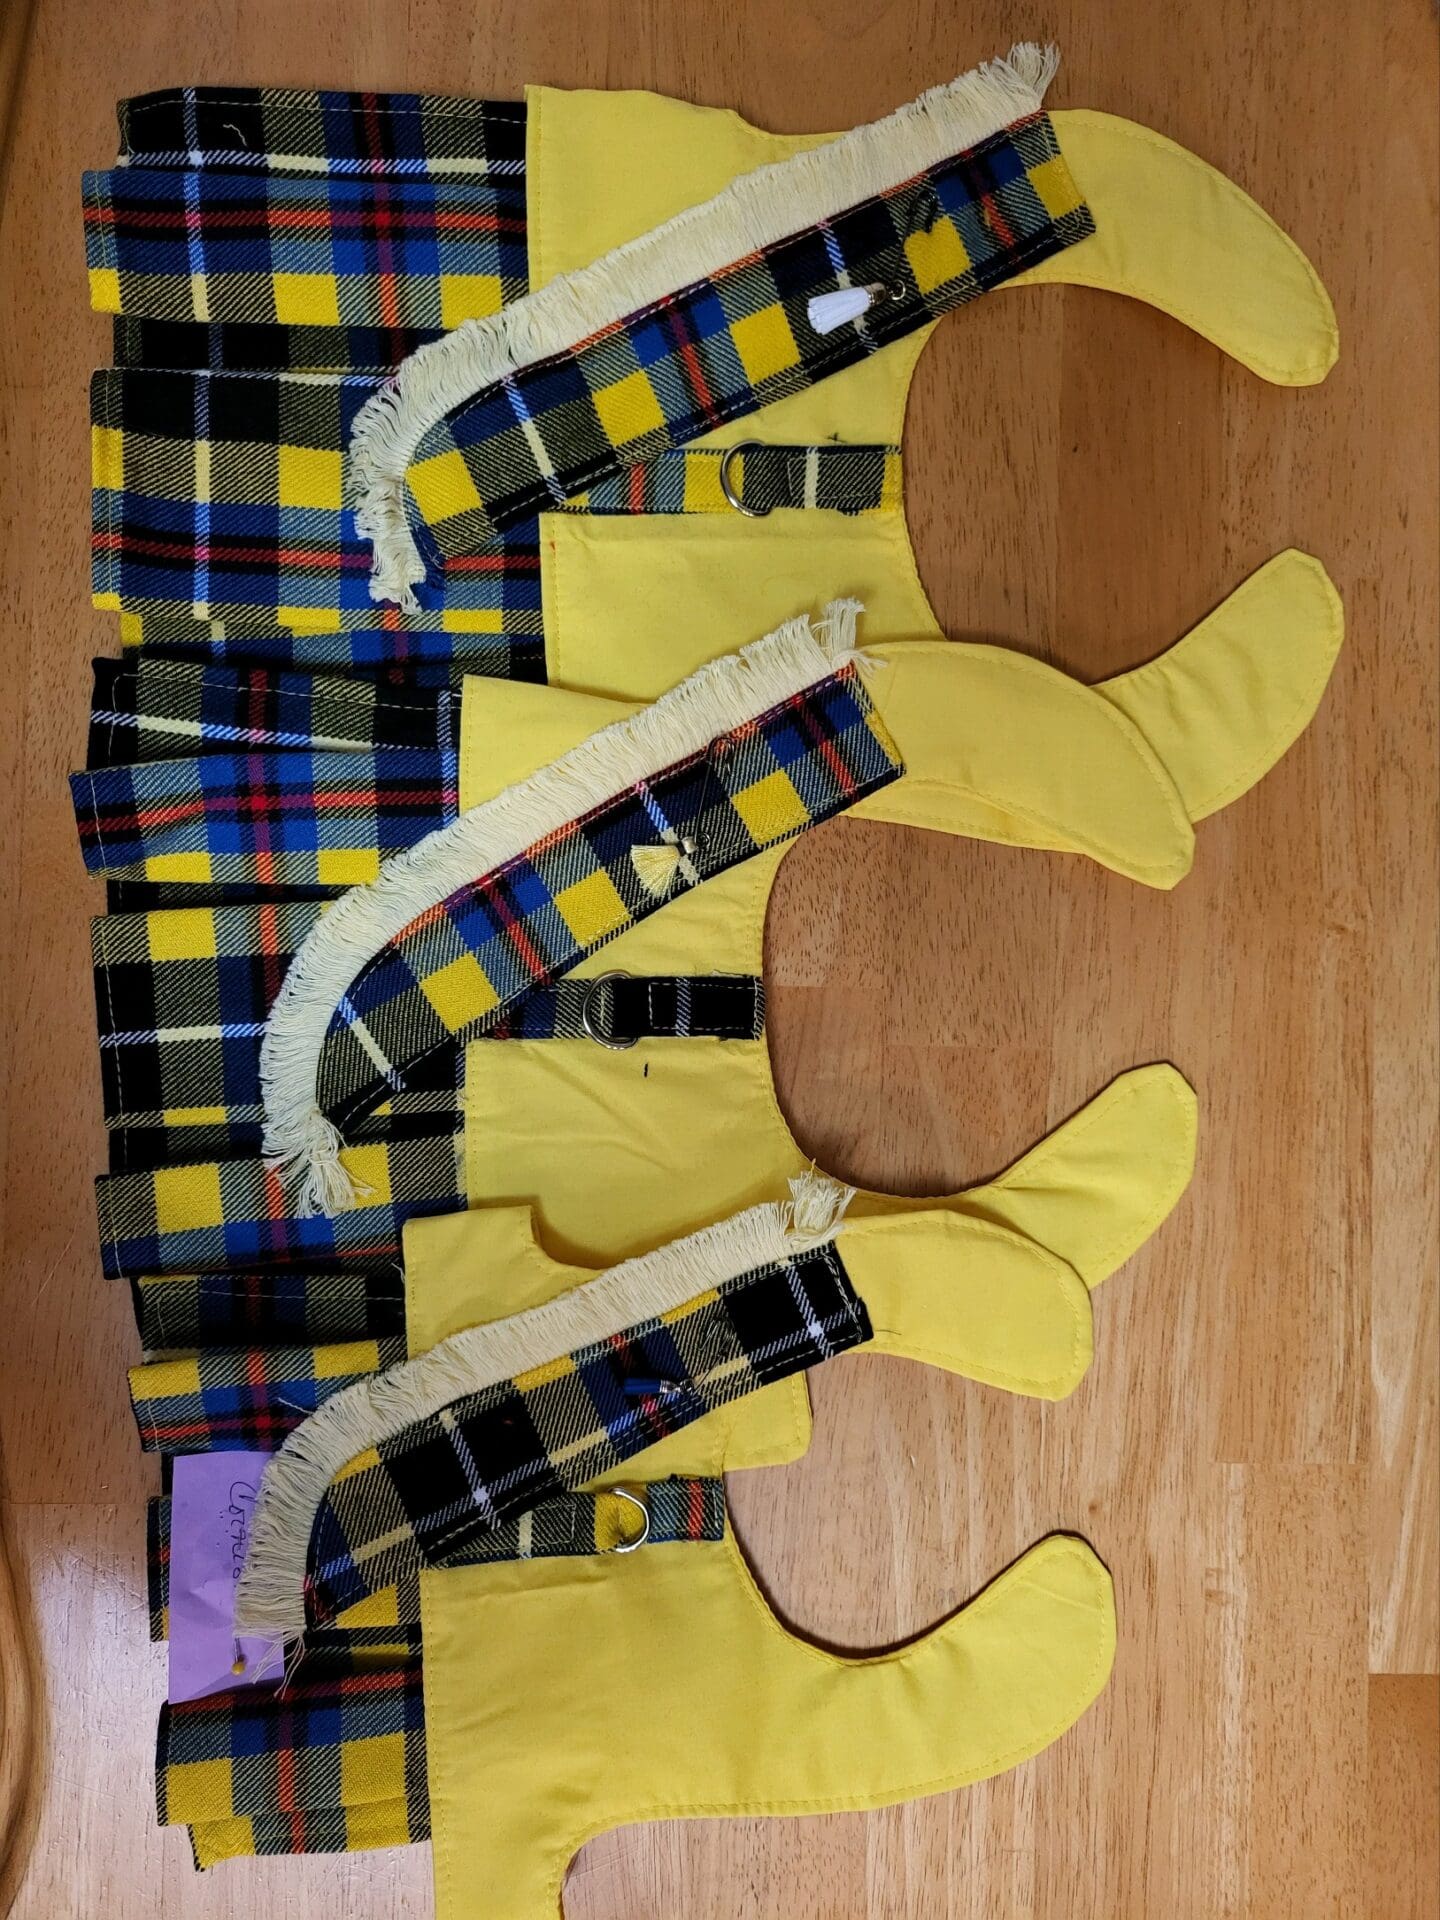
[580,970,637,1050]
[609,1487,651,1554]
[718,439,771,518]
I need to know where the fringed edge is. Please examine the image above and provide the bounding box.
[350,43,1059,604]
[260,600,871,1212]
[233,1174,856,1645]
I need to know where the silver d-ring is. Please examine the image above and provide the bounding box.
[719,439,771,517]
[580,970,637,1050]
[609,1487,650,1553]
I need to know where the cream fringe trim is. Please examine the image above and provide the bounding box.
[350,44,1059,606]
[260,600,871,1214]
[234,1173,855,1645]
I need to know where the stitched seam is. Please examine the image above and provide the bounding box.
[1046,112,1337,382]
[988,1069,1193,1276]
[846,1213,1087,1392]
[540,1540,1110,1906]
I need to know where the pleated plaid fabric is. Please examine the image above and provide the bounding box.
[113,314,443,375]
[72,744,458,888]
[401,114,1092,561]
[96,1116,465,1277]
[130,1334,405,1452]
[132,1267,407,1353]
[84,165,526,331]
[115,86,523,178]
[87,654,457,766]
[157,1660,429,1828]
[317,664,901,1130]
[91,367,544,648]
[305,1241,867,1624]
[190,1798,423,1868]
[92,900,325,1139]
[118,608,529,686]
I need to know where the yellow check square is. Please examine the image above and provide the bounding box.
[273,272,340,326]
[146,910,217,962]
[418,951,501,1032]
[316,849,381,887]
[164,1757,234,1825]
[905,219,970,296]
[154,1162,224,1233]
[408,447,484,526]
[553,866,628,945]
[440,273,502,327]
[592,369,666,451]
[1027,155,1085,221]
[278,444,342,510]
[341,1732,408,1804]
[731,304,801,385]
[729,769,809,845]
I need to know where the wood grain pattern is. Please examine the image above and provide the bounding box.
[0,1,1435,1914]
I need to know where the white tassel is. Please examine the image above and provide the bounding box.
[348,46,1060,602]
[807,285,881,334]
[261,602,875,1211]
[234,1178,857,1645]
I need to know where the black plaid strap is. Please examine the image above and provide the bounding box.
[493,973,764,1044]
[567,443,901,517]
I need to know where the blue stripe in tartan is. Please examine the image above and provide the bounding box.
[85,168,526,330]
[72,744,456,880]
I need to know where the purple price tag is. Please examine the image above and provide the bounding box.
[167,1450,281,1704]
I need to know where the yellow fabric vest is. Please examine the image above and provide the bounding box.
[383,82,1337,1915]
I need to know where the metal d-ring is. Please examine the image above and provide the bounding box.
[580,970,637,1050]
[609,1487,651,1553]
[719,439,771,517]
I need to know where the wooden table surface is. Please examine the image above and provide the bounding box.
[1,2,1436,1914]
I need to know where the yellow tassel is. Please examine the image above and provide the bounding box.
[630,842,683,897]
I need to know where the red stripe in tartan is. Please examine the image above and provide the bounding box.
[666,306,722,433]
[86,204,516,237]
[112,784,450,833]
[439,553,539,575]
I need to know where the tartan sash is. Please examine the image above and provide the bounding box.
[301,1240,866,1626]
[358,66,1092,599]
[307,657,900,1146]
